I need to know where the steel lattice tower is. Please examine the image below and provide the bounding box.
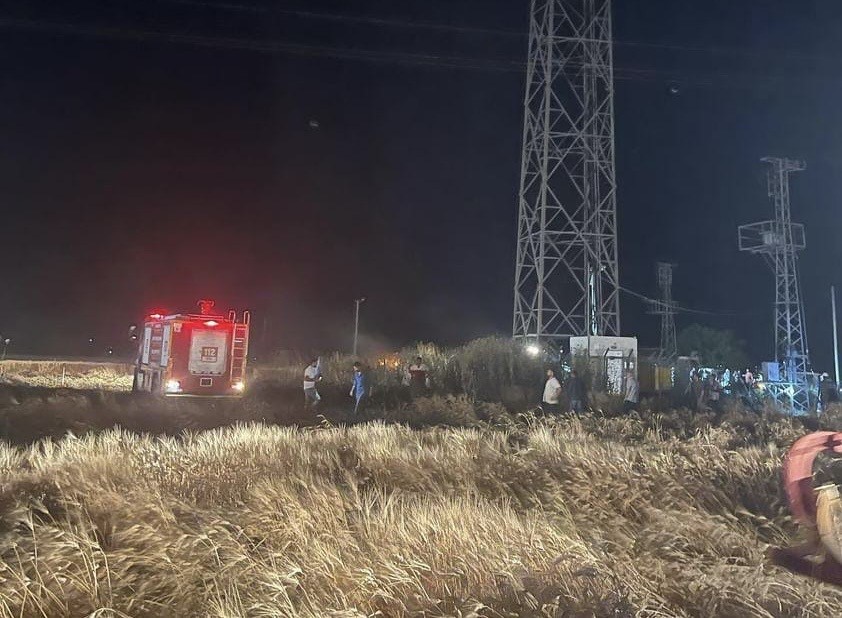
[739,157,811,413]
[512,0,620,342]
[649,262,677,360]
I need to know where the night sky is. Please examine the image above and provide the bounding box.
[2,0,842,368]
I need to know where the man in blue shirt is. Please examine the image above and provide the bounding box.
[350,361,367,414]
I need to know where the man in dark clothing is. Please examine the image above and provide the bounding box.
[687,373,703,412]
[407,356,430,398]
[820,373,839,412]
[706,373,722,413]
[567,370,587,413]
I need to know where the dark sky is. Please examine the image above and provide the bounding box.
[1,0,842,368]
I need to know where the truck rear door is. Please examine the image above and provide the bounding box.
[188,328,229,376]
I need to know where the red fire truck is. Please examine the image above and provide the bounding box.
[132,300,250,396]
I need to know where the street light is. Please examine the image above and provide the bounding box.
[353,298,366,357]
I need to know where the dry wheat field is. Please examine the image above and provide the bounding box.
[1,408,841,617]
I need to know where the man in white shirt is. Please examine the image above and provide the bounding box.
[303,358,322,407]
[542,368,562,414]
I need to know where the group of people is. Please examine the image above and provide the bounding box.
[301,355,432,413]
[685,367,764,411]
[303,358,368,413]
[542,367,640,414]
[685,370,724,412]
[301,355,842,416]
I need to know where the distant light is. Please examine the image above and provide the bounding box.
[3,338,9,345]
[107,348,113,355]
[309,119,320,129]
[149,313,163,320]
[165,380,182,393]
[204,320,218,327]
[525,344,541,357]
[232,381,245,392]
[88,338,94,344]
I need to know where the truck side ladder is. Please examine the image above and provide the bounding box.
[230,311,250,384]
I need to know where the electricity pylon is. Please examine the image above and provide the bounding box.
[738,157,812,414]
[649,262,677,360]
[513,0,620,343]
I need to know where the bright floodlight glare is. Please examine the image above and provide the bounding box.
[525,344,541,357]
[232,381,245,392]
[165,380,182,393]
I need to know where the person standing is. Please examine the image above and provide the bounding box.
[623,369,639,413]
[743,368,755,389]
[706,373,722,412]
[687,372,703,411]
[350,361,368,414]
[303,358,322,408]
[567,369,587,413]
[820,373,839,412]
[542,368,562,414]
[407,356,430,398]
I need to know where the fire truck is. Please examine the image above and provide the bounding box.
[132,300,250,396]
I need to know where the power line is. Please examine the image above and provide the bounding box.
[619,285,753,317]
[0,16,520,72]
[156,0,842,67]
[0,15,830,90]
[0,17,689,80]
[158,0,525,37]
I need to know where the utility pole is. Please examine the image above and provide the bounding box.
[738,157,811,414]
[648,263,677,360]
[513,0,620,343]
[353,298,365,357]
[833,286,840,388]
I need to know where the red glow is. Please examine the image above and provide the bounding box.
[149,313,163,319]
[204,320,218,327]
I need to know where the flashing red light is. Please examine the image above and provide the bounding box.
[204,320,218,327]
[149,313,163,319]
[198,299,216,315]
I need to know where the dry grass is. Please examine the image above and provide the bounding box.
[257,337,546,410]
[0,362,133,391]
[0,413,840,617]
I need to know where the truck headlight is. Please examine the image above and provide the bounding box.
[165,379,182,393]
[232,381,245,392]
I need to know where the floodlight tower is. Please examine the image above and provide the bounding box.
[649,262,677,360]
[512,0,620,343]
[738,157,811,413]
